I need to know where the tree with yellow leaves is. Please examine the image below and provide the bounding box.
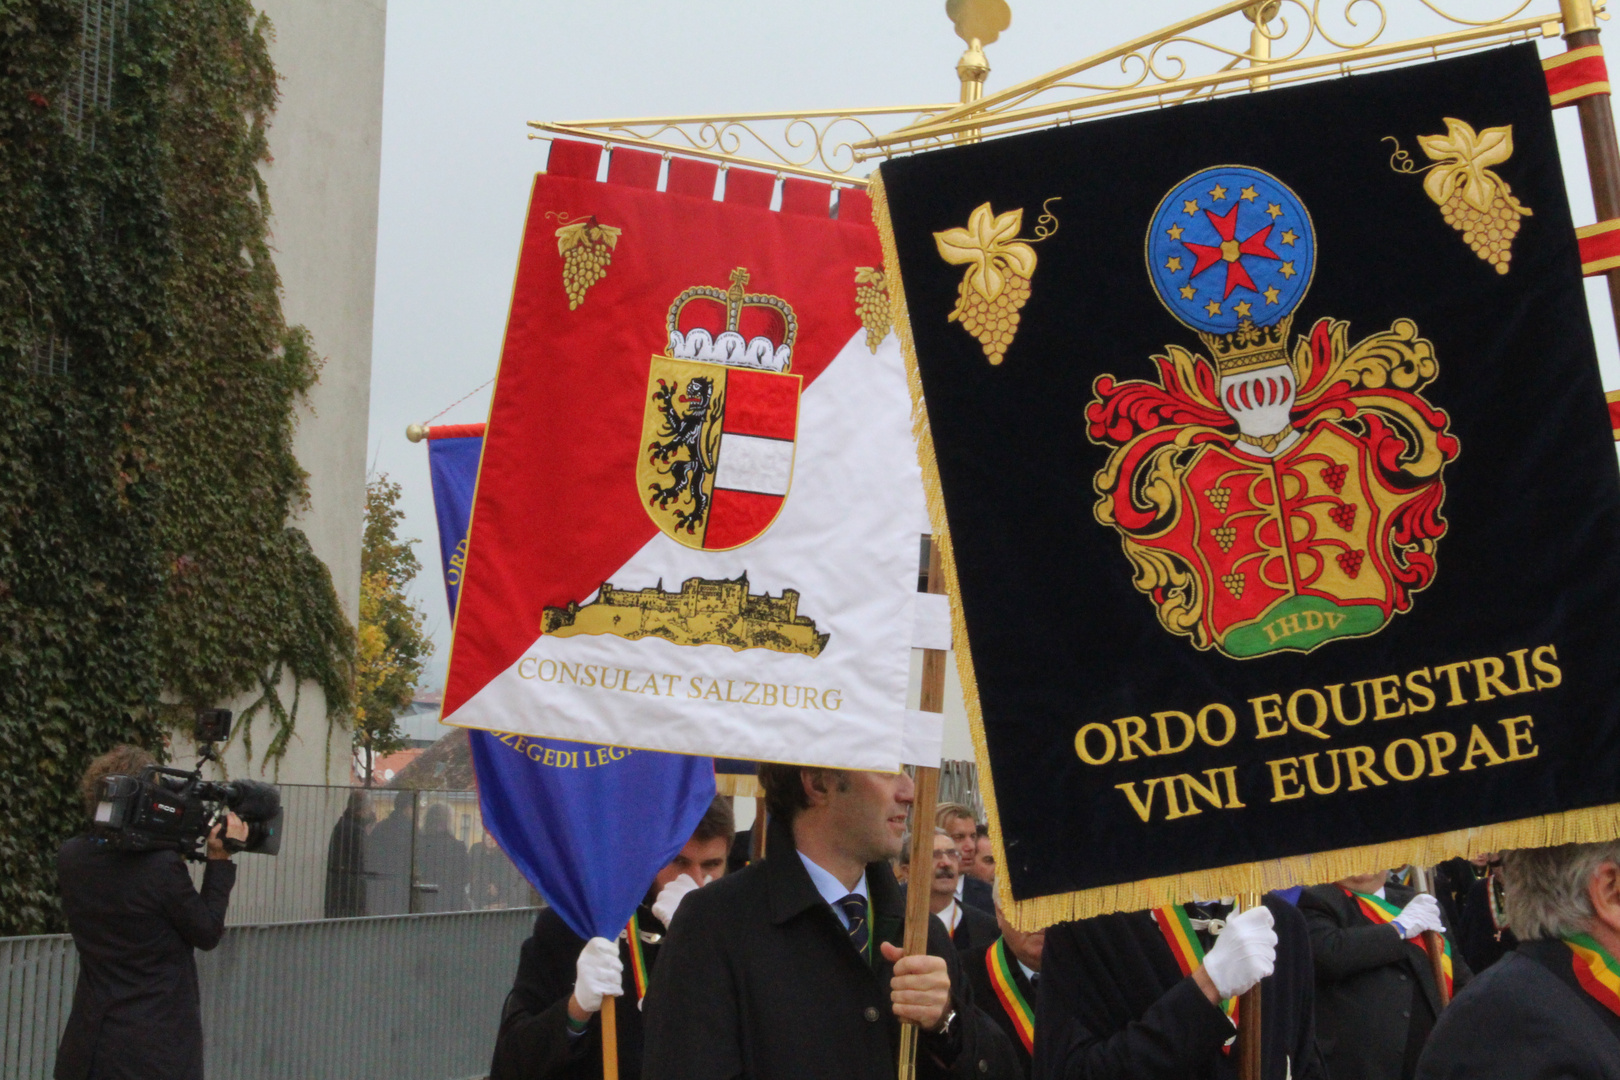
[355,476,433,786]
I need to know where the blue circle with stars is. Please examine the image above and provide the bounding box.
[1145,165,1316,336]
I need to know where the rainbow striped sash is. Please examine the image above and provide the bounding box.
[1565,932,1620,1017]
[985,937,1034,1053]
[1152,905,1238,1050]
[626,912,651,1003]
[1343,887,1453,998]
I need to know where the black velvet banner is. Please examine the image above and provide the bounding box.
[878,44,1620,910]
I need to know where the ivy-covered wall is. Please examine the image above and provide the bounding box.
[0,0,354,935]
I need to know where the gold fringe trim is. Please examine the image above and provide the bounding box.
[872,169,1017,924]
[870,171,1620,933]
[714,773,763,799]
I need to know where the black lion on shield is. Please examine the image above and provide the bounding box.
[647,376,721,535]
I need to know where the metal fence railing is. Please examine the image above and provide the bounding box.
[204,785,539,925]
[1,908,537,1080]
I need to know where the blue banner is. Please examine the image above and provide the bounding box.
[426,430,717,940]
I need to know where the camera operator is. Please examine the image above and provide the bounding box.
[54,745,248,1080]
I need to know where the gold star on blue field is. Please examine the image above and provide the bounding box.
[1145,165,1317,335]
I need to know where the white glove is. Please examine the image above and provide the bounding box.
[1202,906,1277,999]
[571,936,623,1014]
[652,872,702,928]
[1393,894,1445,939]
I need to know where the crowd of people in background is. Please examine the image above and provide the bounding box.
[486,769,1620,1080]
[323,789,531,917]
[53,747,1620,1080]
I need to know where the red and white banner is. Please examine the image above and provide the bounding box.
[442,144,924,770]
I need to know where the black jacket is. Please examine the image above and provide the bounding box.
[54,837,236,1080]
[1416,938,1620,1080]
[962,874,995,914]
[490,905,659,1080]
[965,938,1037,1078]
[947,900,1001,954]
[642,815,1012,1079]
[1299,883,1473,1080]
[1431,860,1514,974]
[1034,895,1326,1080]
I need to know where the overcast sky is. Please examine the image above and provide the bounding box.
[367,0,1618,687]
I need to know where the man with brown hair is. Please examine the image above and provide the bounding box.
[937,802,994,913]
[643,763,1014,1078]
[55,744,247,1080]
[491,794,735,1080]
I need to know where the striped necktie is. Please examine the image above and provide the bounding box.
[837,893,869,958]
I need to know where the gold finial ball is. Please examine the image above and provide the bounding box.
[946,0,1010,47]
[405,423,428,443]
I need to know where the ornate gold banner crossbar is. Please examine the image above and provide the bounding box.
[854,0,1604,156]
[528,106,951,188]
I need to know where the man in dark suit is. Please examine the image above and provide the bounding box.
[1300,871,1472,1080]
[489,795,733,1080]
[966,901,1045,1078]
[55,745,246,1080]
[926,829,999,953]
[643,764,1015,1079]
[938,802,995,913]
[1417,841,1620,1079]
[1035,894,1326,1080]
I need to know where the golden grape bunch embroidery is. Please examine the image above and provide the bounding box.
[934,198,1059,365]
[550,212,623,309]
[1387,119,1531,275]
[854,267,891,352]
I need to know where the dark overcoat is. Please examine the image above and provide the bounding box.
[962,874,995,914]
[949,900,1001,954]
[490,904,660,1080]
[1298,883,1473,1080]
[965,938,1037,1079]
[1034,895,1326,1080]
[641,816,1014,1079]
[54,837,235,1080]
[1416,938,1620,1080]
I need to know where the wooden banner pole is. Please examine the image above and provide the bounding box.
[601,995,619,1080]
[1411,866,1453,1008]
[1561,0,1620,341]
[1422,930,1452,1008]
[1234,892,1264,1080]
[898,536,949,1080]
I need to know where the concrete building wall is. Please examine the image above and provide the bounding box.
[171,0,386,790]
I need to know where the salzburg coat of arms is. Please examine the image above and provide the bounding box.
[1087,166,1460,659]
[639,268,802,551]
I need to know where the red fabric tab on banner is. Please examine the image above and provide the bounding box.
[781,177,832,217]
[704,489,785,550]
[1578,219,1620,275]
[838,187,874,227]
[666,157,719,200]
[428,423,487,440]
[723,369,799,441]
[1608,391,1620,440]
[724,168,776,207]
[547,139,602,180]
[1545,46,1610,106]
[608,147,662,189]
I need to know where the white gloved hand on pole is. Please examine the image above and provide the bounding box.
[1393,893,1445,939]
[1202,905,1277,999]
[652,873,703,928]
[571,936,624,1014]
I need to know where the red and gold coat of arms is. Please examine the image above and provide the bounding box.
[1089,166,1460,658]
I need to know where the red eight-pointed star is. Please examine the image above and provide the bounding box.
[1181,204,1281,299]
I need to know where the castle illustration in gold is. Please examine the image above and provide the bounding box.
[541,573,829,657]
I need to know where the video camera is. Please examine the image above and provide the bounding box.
[93,709,283,861]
